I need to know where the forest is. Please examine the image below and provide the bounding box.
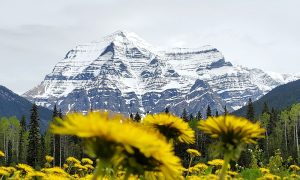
[0,100,299,179]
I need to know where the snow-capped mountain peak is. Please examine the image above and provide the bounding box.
[23,31,300,116]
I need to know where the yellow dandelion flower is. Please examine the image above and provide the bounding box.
[0,169,9,176]
[187,149,201,157]
[41,167,69,177]
[81,158,93,165]
[143,113,195,144]
[290,165,300,171]
[63,163,68,169]
[0,151,5,157]
[51,111,183,179]
[16,163,34,173]
[208,159,225,167]
[259,168,270,174]
[291,174,300,178]
[84,164,94,170]
[199,115,265,180]
[43,174,70,180]
[74,163,88,170]
[258,173,280,180]
[27,171,46,178]
[66,157,81,164]
[45,155,54,163]
[186,175,202,180]
[199,174,219,180]
[227,170,238,177]
[198,115,265,145]
[0,166,16,174]
[193,163,208,171]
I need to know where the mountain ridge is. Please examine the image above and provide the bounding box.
[0,85,52,130]
[234,79,300,117]
[23,30,300,116]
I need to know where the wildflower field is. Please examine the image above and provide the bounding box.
[1,110,300,180]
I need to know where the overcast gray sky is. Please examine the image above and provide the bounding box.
[0,0,299,94]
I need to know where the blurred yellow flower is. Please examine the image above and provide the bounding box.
[84,164,94,170]
[0,169,9,176]
[41,167,69,177]
[51,111,183,179]
[259,168,270,174]
[0,166,16,174]
[187,149,201,157]
[27,171,46,178]
[198,115,265,145]
[208,159,224,167]
[45,155,54,163]
[290,165,300,171]
[66,157,81,164]
[0,151,5,157]
[81,158,93,165]
[143,113,195,144]
[16,163,34,173]
[63,163,68,169]
[74,163,88,171]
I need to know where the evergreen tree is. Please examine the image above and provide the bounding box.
[215,110,219,117]
[224,106,228,115]
[40,135,46,166]
[206,105,212,118]
[189,114,194,121]
[246,98,255,121]
[262,102,270,114]
[129,113,134,120]
[51,104,61,166]
[18,115,27,163]
[7,140,12,165]
[165,107,169,114]
[181,108,188,122]
[268,108,278,135]
[27,103,41,167]
[134,112,141,122]
[196,111,202,120]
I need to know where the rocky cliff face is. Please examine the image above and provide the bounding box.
[23,30,299,116]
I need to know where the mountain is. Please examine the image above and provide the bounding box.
[0,85,52,130]
[234,79,300,117]
[23,30,300,116]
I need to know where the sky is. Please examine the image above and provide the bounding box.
[0,0,299,94]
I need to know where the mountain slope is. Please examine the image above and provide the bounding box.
[234,79,300,116]
[0,85,52,130]
[23,30,300,116]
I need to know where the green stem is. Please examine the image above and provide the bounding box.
[219,154,230,180]
[186,156,194,177]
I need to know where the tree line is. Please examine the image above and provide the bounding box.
[0,104,84,168]
[1,99,300,169]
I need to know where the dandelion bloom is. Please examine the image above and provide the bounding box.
[66,157,81,164]
[45,155,54,163]
[0,151,5,157]
[0,169,9,176]
[41,167,69,177]
[51,111,183,179]
[198,115,265,146]
[290,165,300,171]
[143,113,195,144]
[81,158,93,165]
[16,164,34,173]
[259,168,270,174]
[207,159,224,167]
[186,149,201,157]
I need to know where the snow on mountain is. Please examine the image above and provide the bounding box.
[23,30,300,116]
